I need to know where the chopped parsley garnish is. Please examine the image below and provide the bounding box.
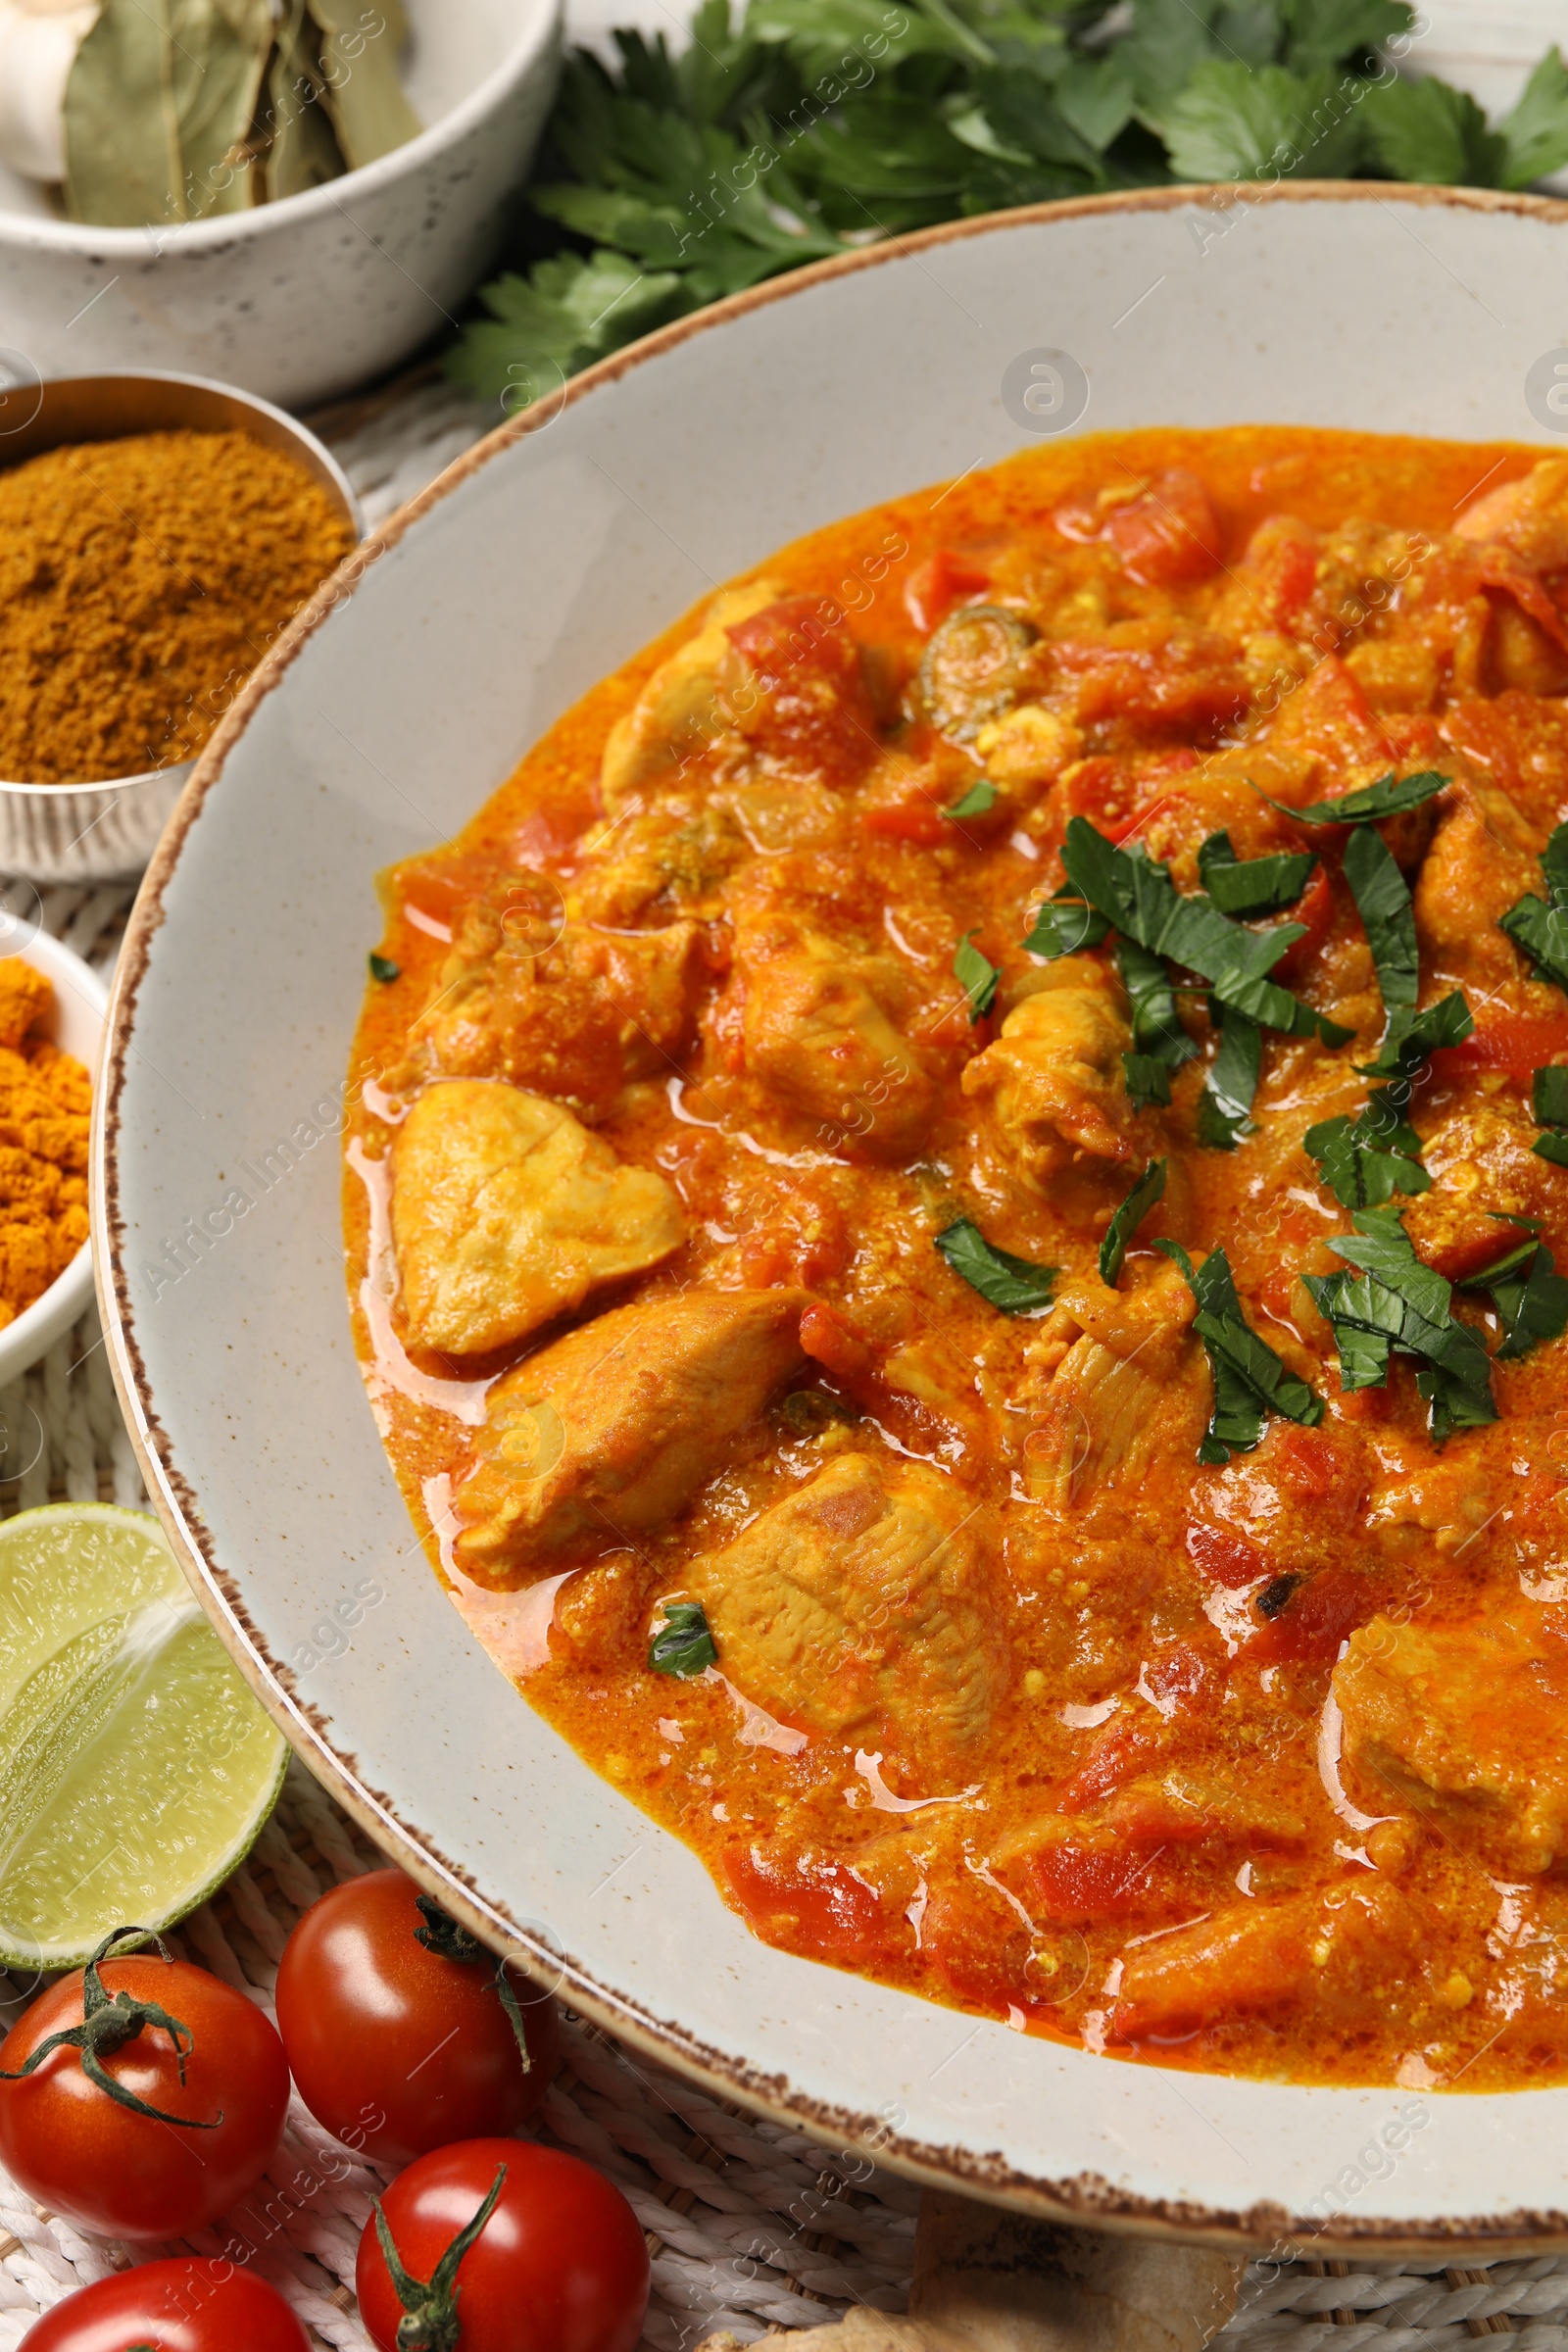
[368,953,401,983]
[1303,1206,1496,1443]
[1354,990,1473,1082]
[649,1600,717,1679]
[935,1218,1058,1314]
[1457,1222,1568,1362]
[1196,1004,1261,1151]
[1100,1160,1166,1288]
[954,931,1000,1022]
[1155,1238,1324,1465]
[1500,820,1568,995]
[1343,823,1418,1029]
[1305,1089,1430,1208]
[1533,1065,1568,1166]
[1118,938,1197,1108]
[947,779,998,822]
[1022,891,1111,960]
[1258,769,1448,827]
[1059,816,1350,1046]
[1197,831,1317,918]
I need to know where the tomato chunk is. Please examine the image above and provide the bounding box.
[722,1844,891,1963]
[727,596,879,784]
[1105,469,1225,586]
[1248,1567,1379,1665]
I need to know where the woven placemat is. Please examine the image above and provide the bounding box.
[0,428,1563,2352]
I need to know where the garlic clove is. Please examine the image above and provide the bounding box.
[0,0,99,183]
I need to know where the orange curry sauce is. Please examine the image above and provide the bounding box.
[346,427,1568,2090]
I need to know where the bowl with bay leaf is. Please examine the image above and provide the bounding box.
[0,0,559,409]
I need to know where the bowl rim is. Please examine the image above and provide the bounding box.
[0,0,560,258]
[0,369,363,799]
[0,930,106,1388]
[93,178,1568,2252]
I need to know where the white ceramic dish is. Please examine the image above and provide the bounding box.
[0,929,105,1389]
[0,0,559,410]
[95,183,1568,2252]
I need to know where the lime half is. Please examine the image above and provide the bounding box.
[0,1503,287,1970]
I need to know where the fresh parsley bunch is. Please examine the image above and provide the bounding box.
[447,0,1568,407]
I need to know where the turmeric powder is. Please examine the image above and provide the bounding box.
[0,958,91,1329]
[0,428,355,784]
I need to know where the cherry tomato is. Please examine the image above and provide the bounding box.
[20,2258,308,2350]
[274,1869,559,2166]
[357,2138,650,2352]
[0,1931,289,2241]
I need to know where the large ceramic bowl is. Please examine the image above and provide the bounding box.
[95,183,1568,2253]
[0,0,558,409]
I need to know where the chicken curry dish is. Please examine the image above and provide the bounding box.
[347,425,1568,2090]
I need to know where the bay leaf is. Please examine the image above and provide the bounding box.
[306,0,420,172]
[64,0,271,225]
[261,0,347,202]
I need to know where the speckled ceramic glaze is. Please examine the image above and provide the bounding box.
[94,186,1568,2250]
[0,0,559,409]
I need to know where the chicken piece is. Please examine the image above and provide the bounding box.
[974,703,1082,789]
[1454,457,1568,571]
[567,806,745,928]
[687,1450,1005,1765]
[1015,1265,1203,1505]
[1413,780,1544,1001]
[1401,1102,1561,1279]
[413,896,703,1121]
[601,580,784,808]
[1335,1610,1568,1874]
[0,960,49,1054]
[737,920,935,1158]
[1112,1880,1417,2039]
[962,956,1135,1188]
[392,1081,683,1356]
[453,1288,808,1581]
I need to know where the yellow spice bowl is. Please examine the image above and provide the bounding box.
[0,368,364,885]
[0,926,105,1390]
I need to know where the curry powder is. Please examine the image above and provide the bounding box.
[0,959,90,1328]
[0,428,355,784]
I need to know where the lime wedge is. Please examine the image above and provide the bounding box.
[0,1503,286,1970]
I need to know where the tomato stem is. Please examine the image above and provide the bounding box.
[414,1896,532,2073]
[0,1927,220,2129]
[374,2163,507,2352]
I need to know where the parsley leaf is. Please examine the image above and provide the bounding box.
[1361,74,1507,187]
[1158,61,1365,180]
[1100,1158,1166,1287]
[935,1217,1058,1313]
[1060,816,1348,1046]
[1500,46,1568,191]
[1284,0,1413,75]
[1259,770,1448,827]
[1118,937,1198,1107]
[447,249,694,404]
[1197,1004,1261,1151]
[1022,893,1111,959]
[368,953,400,983]
[955,930,1000,1022]
[1156,1237,1324,1463]
[1460,1236,1568,1361]
[1343,822,1418,1025]
[1198,830,1316,918]
[1355,990,1473,1082]
[1533,1064,1568,1166]
[947,779,998,821]
[650,1599,718,1677]
[1303,1205,1496,1440]
[1500,820,1568,995]
[1305,1088,1430,1208]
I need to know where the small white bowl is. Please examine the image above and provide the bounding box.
[0,928,105,1389]
[0,369,364,886]
[0,0,560,411]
